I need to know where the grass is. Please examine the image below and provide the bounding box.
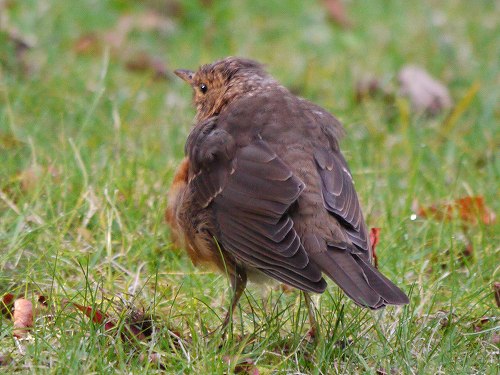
[1,0,498,373]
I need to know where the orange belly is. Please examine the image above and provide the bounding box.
[165,157,228,272]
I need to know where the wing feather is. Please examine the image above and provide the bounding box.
[314,148,370,253]
[187,131,326,292]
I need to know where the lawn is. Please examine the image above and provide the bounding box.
[0,0,498,373]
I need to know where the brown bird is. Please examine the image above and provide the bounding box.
[166,57,409,330]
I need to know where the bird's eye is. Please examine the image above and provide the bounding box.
[199,83,208,94]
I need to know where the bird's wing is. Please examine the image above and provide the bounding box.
[311,144,409,307]
[187,123,326,293]
[313,146,370,254]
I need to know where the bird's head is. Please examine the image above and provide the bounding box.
[175,57,275,121]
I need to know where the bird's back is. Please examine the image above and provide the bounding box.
[211,87,408,308]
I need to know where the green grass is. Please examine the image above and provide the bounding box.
[1,0,498,373]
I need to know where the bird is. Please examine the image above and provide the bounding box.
[166,57,409,331]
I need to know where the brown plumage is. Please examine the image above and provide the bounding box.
[167,57,409,329]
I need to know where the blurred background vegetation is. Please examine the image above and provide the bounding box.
[0,0,498,373]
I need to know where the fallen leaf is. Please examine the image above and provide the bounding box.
[13,298,33,338]
[305,326,317,343]
[398,65,452,115]
[73,33,101,55]
[234,358,260,375]
[70,302,116,331]
[493,282,500,308]
[69,301,155,341]
[223,356,260,375]
[472,317,494,332]
[125,52,169,80]
[125,308,155,341]
[34,295,49,317]
[1,293,15,318]
[416,196,496,226]
[369,227,381,268]
[355,76,383,103]
[323,0,351,28]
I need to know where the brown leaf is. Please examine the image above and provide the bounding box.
[73,33,102,55]
[398,65,452,115]
[493,282,500,308]
[369,227,381,268]
[69,301,154,341]
[125,308,155,341]
[1,293,15,318]
[416,196,496,226]
[71,302,116,331]
[125,53,169,80]
[234,359,259,375]
[34,295,49,317]
[472,317,493,332]
[223,356,259,375]
[323,0,351,28]
[355,76,382,103]
[305,326,317,343]
[13,298,33,338]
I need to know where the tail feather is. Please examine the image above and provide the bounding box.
[311,248,408,309]
[311,250,384,308]
[352,254,409,305]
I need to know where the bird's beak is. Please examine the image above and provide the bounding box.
[174,69,194,84]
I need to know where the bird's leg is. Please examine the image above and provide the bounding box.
[221,264,247,331]
[303,292,320,340]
